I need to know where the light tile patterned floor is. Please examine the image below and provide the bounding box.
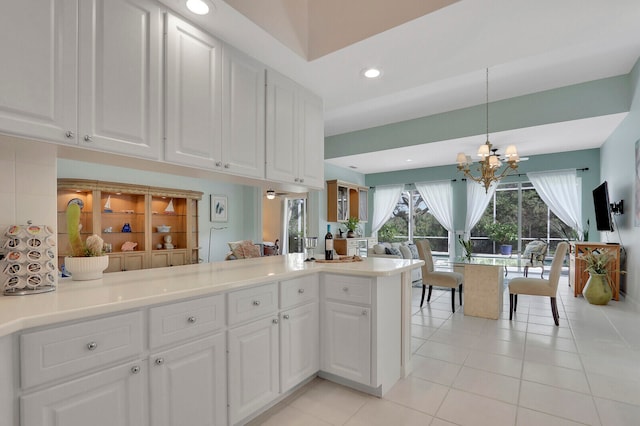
[249,274,640,425]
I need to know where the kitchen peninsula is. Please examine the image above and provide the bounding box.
[0,255,422,426]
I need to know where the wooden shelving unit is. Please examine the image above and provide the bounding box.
[326,180,368,223]
[58,179,202,272]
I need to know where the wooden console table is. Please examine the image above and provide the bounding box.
[569,242,621,301]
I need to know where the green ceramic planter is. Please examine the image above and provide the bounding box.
[582,273,612,305]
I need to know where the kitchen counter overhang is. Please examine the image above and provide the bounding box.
[0,254,423,338]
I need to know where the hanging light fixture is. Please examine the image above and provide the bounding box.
[266,189,276,200]
[456,68,519,193]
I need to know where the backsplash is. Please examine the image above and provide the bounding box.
[0,134,58,285]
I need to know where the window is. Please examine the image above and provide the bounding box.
[378,190,449,253]
[471,182,567,255]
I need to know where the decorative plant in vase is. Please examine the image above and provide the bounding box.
[485,222,518,255]
[344,216,360,238]
[578,248,614,305]
[458,236,473,262]
[64,199,109,280]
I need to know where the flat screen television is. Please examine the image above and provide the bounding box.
[593,181,614,232]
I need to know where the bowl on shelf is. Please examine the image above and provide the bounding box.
[156,225,171,233]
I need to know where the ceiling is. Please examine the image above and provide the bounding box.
[161,0,640,174]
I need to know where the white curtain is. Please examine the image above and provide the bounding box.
[465,180,497,236]
[415,181,454,232]
[371,184,404,234]
[527,169,583,236]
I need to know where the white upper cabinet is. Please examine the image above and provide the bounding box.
[0,0,162,160]
[78,0,163,159]
[221,46,266,179]
[0,0,77,143]
[165,13,223,169]
[266,70,325,190]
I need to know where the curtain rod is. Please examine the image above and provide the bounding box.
[368,168,589,189]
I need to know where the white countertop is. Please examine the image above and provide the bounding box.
[0,254,423,338]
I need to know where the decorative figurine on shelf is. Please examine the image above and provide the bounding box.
[121,241,137,251]
[163,234,174,250]
[122,223,131,233]
[103,195,112,213]
[164,199,175,215]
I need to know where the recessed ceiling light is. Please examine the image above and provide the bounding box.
[349,165,358,169]
[186,0,210,15]
[363,68,382,79]
[406,159,413,162]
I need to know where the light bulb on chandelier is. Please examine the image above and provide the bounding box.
[456,68,519,193]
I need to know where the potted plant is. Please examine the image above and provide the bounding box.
[344,216,360,238]
[485,222,518,255]
[458,236,473,262]
[578,248,614,305]
[64,199,109,280]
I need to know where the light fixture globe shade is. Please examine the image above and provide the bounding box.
[186,0,209,15]
[477,143,490,157]
[504,145,518,157]
[456,152,468,165]
[266,189,276,200]
[489,155,501,168]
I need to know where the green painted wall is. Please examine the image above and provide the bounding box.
[326,76,631,159]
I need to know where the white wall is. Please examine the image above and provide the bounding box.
[600,60,640,308]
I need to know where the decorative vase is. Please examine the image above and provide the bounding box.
[500,244,513,256]
[582,273,612,305]
[64,255,109,281]
[347,230,355,238]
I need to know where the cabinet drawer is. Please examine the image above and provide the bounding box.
[21,311,143,388]
[228,283,278,325]
[324,274,372,305]
[280,275,318,309]
[149,294,225,349]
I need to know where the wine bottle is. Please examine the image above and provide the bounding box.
[325,224,334,260]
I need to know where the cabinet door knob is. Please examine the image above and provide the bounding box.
[294,178,300,182]
[215,161,222,167]
[298,288,305,294]
[131,365,141,374]
[65,130,74,138]
[253,300,261,306]
[224,163,230,169]
[283,314,290,320]
[87,341,98,351]
[342,286,349,292]
[272,318,279,324]
[155,357,164,366]
[83,135,93,142]
[187,316,197,324]
[299,178,304,183]
[362,310,368,316]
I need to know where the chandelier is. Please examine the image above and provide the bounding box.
[456,69,519,193]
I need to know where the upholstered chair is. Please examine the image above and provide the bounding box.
[522,239,548,278]
[416,240,464,313]
[509,241,569,326]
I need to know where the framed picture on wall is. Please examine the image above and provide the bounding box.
[211,195,228,222]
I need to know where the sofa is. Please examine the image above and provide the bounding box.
[368,241,422,283]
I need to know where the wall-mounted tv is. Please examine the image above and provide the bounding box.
[593,181,614,232]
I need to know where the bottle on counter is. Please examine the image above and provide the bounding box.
[325,224,334,260]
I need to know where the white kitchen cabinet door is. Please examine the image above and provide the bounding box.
[165,13,223,169]
[228,316,280,425]
[21,361,146,426]
[298,89,325,189]
[0,0,77,144]
[265,70,324,190]
[77,0,162,159]
[265,70,298,184]
[221,47,266,179]
[322,301,371,386]
[280,302,319,393]
[149,333,226,426]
